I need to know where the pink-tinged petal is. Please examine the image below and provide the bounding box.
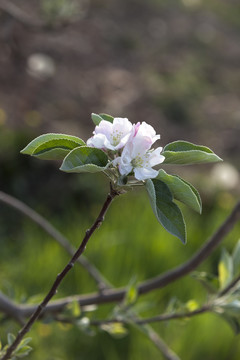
[134,167,158,181]
[133,122,141,137]
[136,122,156,139]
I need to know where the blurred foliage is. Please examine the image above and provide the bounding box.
[41,0,79,25]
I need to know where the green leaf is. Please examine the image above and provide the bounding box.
[99,113,114,123]
[145,179,186,243]
[66,300,81,318]
[32,138,86,160]
[124,278,138,306]
[7,333,16,345]
[17,338,32,350]
[21,134,85,160]
[60,146,109,173]
[216,313,240,334]
[101,323,128,339]
[162,140,222,165]
[14,345,32,358]
[91,113,103,126]
[91,113,114,126]
[218,249,233,289]
[157,170,202,213]
[233,240,240,276]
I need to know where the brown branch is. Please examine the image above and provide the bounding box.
[0,184,119,360]
[1,202,239,323]
[137,200,240,295]
[89,305,210,327]
[0,191,111,291]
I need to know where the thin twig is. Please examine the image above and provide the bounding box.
[89,305,210,327]
[0,191,111,291]
[218,274,240,297]
[140,325,181,360]
[0,184,119,360]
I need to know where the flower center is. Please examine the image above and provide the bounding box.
[132,154,144,168]
[111,130,123,146]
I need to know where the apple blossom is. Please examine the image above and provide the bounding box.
[87,117,132,151]
[113,143,165,181]
[113,122,165,181]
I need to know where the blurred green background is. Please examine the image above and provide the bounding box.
[0,0,240,359]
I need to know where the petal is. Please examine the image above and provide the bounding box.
[151,134,160,145]
[131,136,152,158]
[95,120,113,137]
[119,162,133,176]
[113,118,132,133]
[121,149,133,165]
[116,132,132,149]
[134,167,158,180]
[87,134,107,148]
[148,147,165,167]
[136,122,156,139]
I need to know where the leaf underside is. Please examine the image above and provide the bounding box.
[157,170,202,213]
[145,178,186,244]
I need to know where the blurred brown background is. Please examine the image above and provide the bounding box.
[0,0,239,161]
[0,0,239,209]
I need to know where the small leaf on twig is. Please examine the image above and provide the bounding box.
[101,323,128,339]
[91,113,114,126]
[218,249,233,289]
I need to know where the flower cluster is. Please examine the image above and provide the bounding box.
[87,117,165,181]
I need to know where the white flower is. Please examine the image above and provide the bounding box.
[113,124,165,181]
[133,121,160,146]
[87,117,133,151]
